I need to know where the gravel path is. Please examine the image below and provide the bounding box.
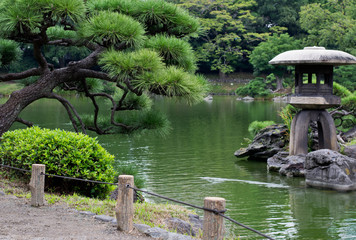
[0,193,152,240]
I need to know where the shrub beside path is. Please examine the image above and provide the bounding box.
[0,192,151,240]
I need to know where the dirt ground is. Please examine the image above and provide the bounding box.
[0,193,152,240]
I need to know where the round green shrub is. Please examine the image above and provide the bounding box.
[0,127,115,198]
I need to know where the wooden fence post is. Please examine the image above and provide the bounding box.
[116,175,134,232]
[203,197,226,240]
[29,164,45,207]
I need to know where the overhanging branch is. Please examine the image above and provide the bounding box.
[0,68,41,82]
[81,79,132,134]
[47,39,76,46]
[45,93,86,134]
[15,117,34,127]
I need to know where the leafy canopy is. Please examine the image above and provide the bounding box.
[0,0,208,136]
[177,0,269,75]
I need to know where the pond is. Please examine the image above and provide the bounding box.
[11,96,356,239]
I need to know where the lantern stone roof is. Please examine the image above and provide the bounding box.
[269,47,356,66]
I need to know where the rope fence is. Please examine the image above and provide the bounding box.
[41,172,118,186]
[0,163,275,240]
[0,164,32,173]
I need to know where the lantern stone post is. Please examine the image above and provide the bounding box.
[269,47,356,155]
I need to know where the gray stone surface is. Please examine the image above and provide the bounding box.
[136,222,196,240]
[288,96,340,109]
[272,96,287,102]
[343,145,356,159]
[144,227,169,239]
[188,214,203,234]
[242,96,254,101]
[235,124,288,160]
[94,215,115,222]
[289,110,338,156]
[167,233,194,240]
[269,46,356,66]
[165,218,195,236]
[0,190,5,196]
[79,211,96,216]
[279,155,306,177]
[305,149,356,191]
[134,224,151,233]
[267,151,289,172]
[267,152,305,177]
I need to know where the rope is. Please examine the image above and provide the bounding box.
[127,185,275,240]
[0,164,31,173]
[126,185,226,214]
[219,213,275,240]
[40,172,118,186]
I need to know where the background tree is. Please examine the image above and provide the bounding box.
[177,0,269,78]
[299,0,356,90]
[249,33,301,90]
[0,0,208,136]
[254,0,311,36]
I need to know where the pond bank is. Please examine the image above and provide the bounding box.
[0,191,150,240]
[0,175,200,239]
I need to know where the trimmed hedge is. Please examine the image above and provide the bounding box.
[0,127,115,198]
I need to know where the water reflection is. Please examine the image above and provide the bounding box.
[289,187,356,239]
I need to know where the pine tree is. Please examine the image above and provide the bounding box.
[0,0,208,135]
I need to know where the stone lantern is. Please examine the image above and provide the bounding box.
[269,47,356,155]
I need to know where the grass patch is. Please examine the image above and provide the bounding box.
[0,82,23,95]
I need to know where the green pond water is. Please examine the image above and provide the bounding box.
[10,96,356,239]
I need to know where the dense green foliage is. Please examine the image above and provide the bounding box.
[254,0,310,36]
[1,0,355,91]
[174,0,356,92]
[235,77,271,98]
[248,120,276,136]
[249,34,301,89]
[176,0,273,76]
[333,83,356,133]
[0,0,209,136]
[279,105,298,132]
[0,127,115,198]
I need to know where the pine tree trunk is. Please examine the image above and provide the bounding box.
[0,72,62,136]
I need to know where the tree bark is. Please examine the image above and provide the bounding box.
[0,49,102,136]
[276,76,283,90]
[219,69,226,81]
[0,68,73,136]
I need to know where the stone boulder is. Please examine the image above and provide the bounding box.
[165,218,195,236]
[235,124,288,160]
[272,96,288,102]
[242,96,254,101]
[188,214,203,234]
[267,152,305,177]
[305,149,356,191]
